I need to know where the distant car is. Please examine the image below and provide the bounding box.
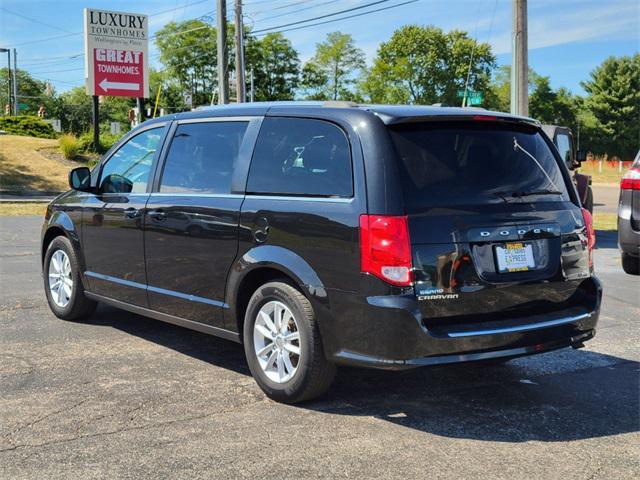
[618,151,640,275]
[542,125,593,213]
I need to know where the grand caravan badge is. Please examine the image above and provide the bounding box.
[416,287,459,301]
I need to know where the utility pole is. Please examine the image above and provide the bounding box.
[0,48,10,115]
[12,49,19,115]
[510,0,528,116]
[233,0,246,103]
[250,66,254,103]
[216,0,229,105]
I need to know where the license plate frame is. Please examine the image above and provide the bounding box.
[495,242,536,273]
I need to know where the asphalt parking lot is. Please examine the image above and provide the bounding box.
[1,216,638,480]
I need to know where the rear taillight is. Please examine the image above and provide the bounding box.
[359,215,412,286]
[620,167,640,190]
[582,208,596,268]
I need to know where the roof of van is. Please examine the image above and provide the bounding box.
[146,101,538,127]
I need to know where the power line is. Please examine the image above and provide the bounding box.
[254,0,419,36]
[4,0,211,47]
[0,7,75,33]
[251,0,397,34]
[248,0,341,24]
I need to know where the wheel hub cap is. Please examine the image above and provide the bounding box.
[253,300,301,383]
[48,249,73,308]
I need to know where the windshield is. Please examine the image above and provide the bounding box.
[389,122,571,209]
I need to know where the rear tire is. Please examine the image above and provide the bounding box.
[621,252,639,275]
[43,236,97,320]
[243,280,336,403]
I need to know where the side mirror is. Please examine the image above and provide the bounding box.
[576,150,586,163]
[69,167,91,191]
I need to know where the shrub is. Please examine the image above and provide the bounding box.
[78,130,122,154]
[59,134,80,160]
[0,115,57,138]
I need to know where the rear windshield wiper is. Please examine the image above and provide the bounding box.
[510,189,563,197]
[493,189,562,202]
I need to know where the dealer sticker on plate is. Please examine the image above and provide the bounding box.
[495,242,535,273]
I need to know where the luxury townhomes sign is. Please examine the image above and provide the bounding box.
[84,8,149,98]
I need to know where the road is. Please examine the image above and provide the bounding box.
[592,184,620,214]
[1,216,638,480]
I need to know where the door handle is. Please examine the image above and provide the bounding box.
[148,209,167,221]
[124,207,140,219]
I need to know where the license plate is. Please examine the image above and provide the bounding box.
[495,242,535,273]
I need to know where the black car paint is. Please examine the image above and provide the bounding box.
[42,103,601,369]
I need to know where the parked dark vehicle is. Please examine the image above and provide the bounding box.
[42,103,601,403]
[542,125,593,213]
[618,151,640,275]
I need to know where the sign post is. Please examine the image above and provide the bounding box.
[84,8,149,150]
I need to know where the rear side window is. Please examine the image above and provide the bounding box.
[159,121,248,194]
[246,117,353,197]
[389,123,571,209]
[555,133,572,164]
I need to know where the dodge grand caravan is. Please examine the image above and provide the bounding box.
[42,103,601,403]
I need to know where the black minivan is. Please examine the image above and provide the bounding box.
[42,102,601,403]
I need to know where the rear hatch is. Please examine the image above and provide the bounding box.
[388,119,592,328]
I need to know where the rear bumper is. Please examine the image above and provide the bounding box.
[325,277,602,370]
[618,192,640,256]
[618,218,640,256]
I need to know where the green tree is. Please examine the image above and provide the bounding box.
[529,76,578,129]
[0,68,47,115]
[360,25,495,106]
[301,32,365,101]
[155,19,220,107]
[245,33,300,101]
[581,54,639,159]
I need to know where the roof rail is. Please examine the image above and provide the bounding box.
[322,100,358,108]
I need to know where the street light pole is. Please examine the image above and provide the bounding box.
[0,48,10,115]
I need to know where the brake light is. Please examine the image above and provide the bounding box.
[581,208,595,268]
[620,167,640,190]
[359,215,412,286]
[472,115,498,121]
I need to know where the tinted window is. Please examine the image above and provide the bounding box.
[160,121,248,194]
[100,127,163,194]
[389,123,570,209]
[555,133,572,165]
[247,117,352,197]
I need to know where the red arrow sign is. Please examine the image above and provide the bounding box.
[93,48,144,97]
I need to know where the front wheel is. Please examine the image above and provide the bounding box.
[43,236,97,320]
[243,281,336,403]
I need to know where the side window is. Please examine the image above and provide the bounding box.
[159,121,249,194]
[100,128,163,194]
[246,117,353,197]
[555,133,572,165]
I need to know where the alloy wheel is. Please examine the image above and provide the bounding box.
[48,249,73,308]
[253,300,301,383]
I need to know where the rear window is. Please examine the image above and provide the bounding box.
[389,123,571,209]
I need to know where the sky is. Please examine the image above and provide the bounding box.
[0,0,638,96]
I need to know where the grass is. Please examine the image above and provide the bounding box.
[579,160,632,185]
[0,134,72,193]
[593,212,617,231]
[0,202,47,216]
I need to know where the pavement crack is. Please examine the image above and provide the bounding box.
[1,399,90,440]
[0,399,259,453]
